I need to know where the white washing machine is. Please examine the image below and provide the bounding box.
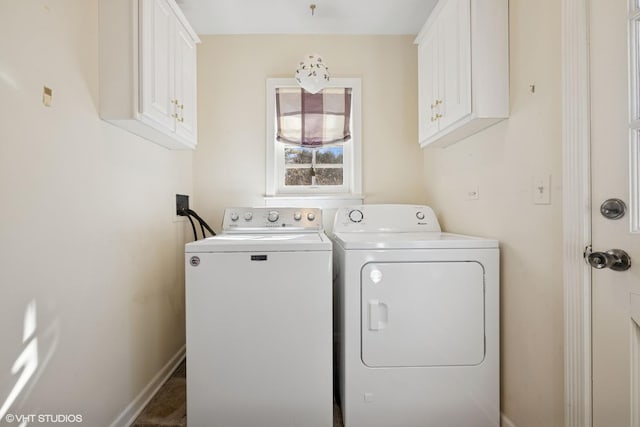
[185,207,333,427]
[331,204,500,427]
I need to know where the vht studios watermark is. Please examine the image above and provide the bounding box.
[4,413,83,424]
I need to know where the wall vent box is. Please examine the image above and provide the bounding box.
[176,194,189,215]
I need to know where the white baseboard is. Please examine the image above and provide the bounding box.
[109,345,186,427]
[501,413,517,427]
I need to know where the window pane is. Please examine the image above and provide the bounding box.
[316,147,343,164]
[316,168,343,185]
[285,147,313,164]
[285,168,313,185]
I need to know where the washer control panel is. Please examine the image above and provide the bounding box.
[222,207,323,233]
[333,204,441,233]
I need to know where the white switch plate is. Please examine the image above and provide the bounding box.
[533,175,551,205]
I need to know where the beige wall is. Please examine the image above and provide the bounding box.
[423,0,564,426]
[0,1,191,424]
[194,35,427,228]
[0,1,565,425]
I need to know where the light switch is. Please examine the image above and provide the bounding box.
[533,175,551,205]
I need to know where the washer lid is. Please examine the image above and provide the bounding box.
[185,232,332,253]
[331,231,498,250]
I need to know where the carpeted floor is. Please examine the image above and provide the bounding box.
[131,360,344,427]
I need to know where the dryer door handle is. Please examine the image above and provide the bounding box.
[368,300,388,331]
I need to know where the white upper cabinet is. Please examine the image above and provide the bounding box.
[99,0,200,150]
[415,0,509,148]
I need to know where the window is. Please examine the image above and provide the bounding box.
[265,78,362,197]
[284,146,344,186]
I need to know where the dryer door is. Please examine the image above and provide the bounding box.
[361,261,485,367]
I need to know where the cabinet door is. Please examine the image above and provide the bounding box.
[174,21,197,145]
[418,23,441,142]
[438,0,471,129]
[139,0,176,133]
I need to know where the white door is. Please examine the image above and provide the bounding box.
[590,0,640,425]
[174,20,197,144]
[139,0,175,132]
[360,261,485,368]
[437,0,471,129]
[418,21,441,142]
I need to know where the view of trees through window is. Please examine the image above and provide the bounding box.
[284,146,344,186]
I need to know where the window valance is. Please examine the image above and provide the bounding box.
[275,87,352,147]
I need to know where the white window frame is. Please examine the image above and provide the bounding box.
[265,78,362,197]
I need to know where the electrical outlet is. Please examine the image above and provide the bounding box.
[176,194,189,215]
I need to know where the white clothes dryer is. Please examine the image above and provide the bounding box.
[185,207,333,427]
[331,204,500,427]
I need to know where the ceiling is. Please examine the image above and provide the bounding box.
[175,0,438,35]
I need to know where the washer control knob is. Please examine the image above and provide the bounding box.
[294,212,302,221]
[230,212,239,222]
[416,211,425,220]
[348,209,364,223]
[307,212,316,221]
[244,212,253,221]
[267,210,279,223]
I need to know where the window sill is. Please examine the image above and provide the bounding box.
[263,194,364,208]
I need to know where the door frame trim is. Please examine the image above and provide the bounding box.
[562,0,593,425]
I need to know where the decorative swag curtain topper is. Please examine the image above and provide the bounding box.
[276,87,352,147]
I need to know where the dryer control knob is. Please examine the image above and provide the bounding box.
[416,211,425,220]
[307,212,316,221]
[348,209,363,223]
[244,212,253,221]
[230,212,239,222]
[267,210,279,222]
[294,212,302,221]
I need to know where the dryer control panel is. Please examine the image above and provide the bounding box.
[222,207,323,233]
[333,204,441,233]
